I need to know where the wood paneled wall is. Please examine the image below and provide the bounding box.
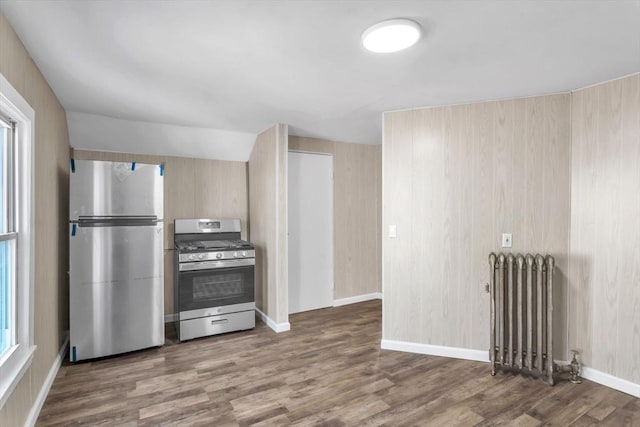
[249,125,288,324]
[289,136,382,299]
[72,150,248,316]
[382,94,572,358]
[0,12,70,426]
[568,73,640,384]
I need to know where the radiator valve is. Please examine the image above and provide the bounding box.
[569,350,582,384]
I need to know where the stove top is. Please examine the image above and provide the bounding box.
[176,239,254,253]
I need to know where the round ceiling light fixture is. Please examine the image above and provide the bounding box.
[361,19,422,53]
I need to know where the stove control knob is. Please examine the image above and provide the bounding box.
[242,251,247,257]
[233,252,238,258]
[198,254,205,260]
[216,252,223,259]
[188,254,196,260]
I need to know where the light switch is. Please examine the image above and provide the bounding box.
[389,224,397,238]
[502,233,512,248]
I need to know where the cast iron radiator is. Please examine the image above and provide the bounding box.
[489,252,556,385]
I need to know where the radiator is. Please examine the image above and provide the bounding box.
[489,252,556,385]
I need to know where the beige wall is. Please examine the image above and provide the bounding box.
[249,124,288,324]
[289,136,382,299]
[568,73,640,384]
[382,94,572,358]
[72,149,248,316]
[0,12,70,426]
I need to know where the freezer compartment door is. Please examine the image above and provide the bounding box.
[70,159,163,219]
[69,223,164,361]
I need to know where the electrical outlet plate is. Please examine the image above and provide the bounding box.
[502,233,512,248]
[389,224,397,238]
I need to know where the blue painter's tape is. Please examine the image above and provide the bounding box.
[72,346,77,362]
[131,162,136,171]
[159,164,164,176]
[70,158,75,173]
[71,224,77,236]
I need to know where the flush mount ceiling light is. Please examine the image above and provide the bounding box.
[361,19,422,53]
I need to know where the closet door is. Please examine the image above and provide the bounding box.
[288,151,333,314]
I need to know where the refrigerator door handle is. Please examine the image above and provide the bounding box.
[76,215,159,227]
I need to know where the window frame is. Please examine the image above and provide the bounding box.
[0,72,35,409]
[0,116,17,359]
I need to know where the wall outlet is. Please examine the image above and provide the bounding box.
[502,233,513,248]
[389,224,397,238]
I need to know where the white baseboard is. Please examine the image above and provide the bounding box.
[556,359,639,398]
[383,339,639,398]
[164,313,177,323]
[580,366,640,398]
[255,308,290,333]
[26,334,69,427]
[380,339,490,363]
[333,292,382,307]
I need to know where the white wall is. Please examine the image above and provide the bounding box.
[67,111,256,162]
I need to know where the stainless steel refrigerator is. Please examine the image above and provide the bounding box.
[69,159,164,361]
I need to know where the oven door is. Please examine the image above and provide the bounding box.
[177,258,255,320]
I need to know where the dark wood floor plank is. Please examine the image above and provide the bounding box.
[35,300,639,426]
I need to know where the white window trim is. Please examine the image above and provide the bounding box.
[0,72,35,409]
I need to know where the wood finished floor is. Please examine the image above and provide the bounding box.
[38,300,639,426]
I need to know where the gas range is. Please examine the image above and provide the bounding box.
[173,218,256,342]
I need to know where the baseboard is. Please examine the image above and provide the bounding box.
[25,334,69,427]
[333,292,382,307]
[383,339,639,398]
[164,313,177,323]
[380,339,490,363]
[579,366,640,398]
[255,308,290,333]
[555,359,639,397]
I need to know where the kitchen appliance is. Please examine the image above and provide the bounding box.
[69,160,164,362]
[174,218,255,341]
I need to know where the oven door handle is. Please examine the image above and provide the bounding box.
[179,258,255,271]
[211,319,229,325]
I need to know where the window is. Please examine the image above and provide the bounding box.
[0,72,34,409]
[0,115,16,359]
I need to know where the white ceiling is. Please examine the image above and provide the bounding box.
[2,1,639,145]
